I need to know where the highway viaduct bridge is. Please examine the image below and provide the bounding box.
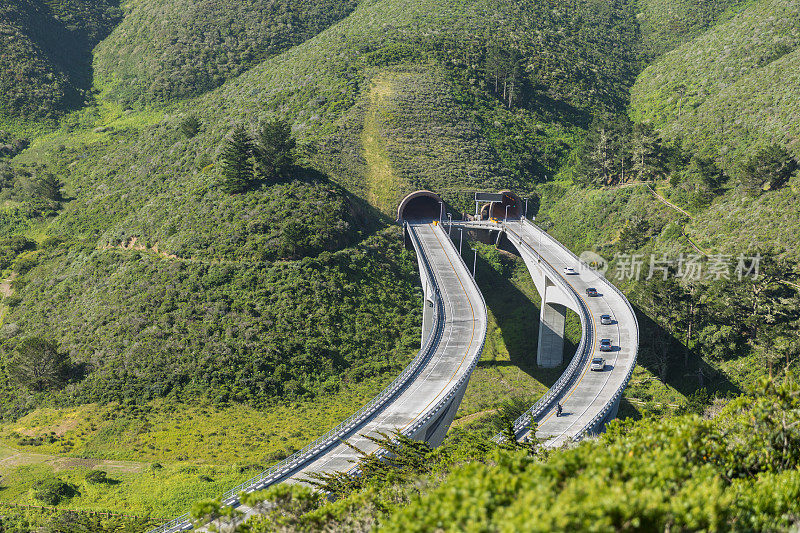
[150,190,638,533]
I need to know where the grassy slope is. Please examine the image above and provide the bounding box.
[0,372,402,517]
[0,0,514,516]
[361,73,408,213]
[6,0,788,521]
[631,0,800,166]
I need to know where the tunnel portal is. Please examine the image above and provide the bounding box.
[397,190,443,221]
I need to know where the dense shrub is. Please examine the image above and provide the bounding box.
[31,478,76,505]
[739,144,798,192]
[7,337,70,392]
[84,470,109,484]
[93,0,358,104]
[4,229,421,410]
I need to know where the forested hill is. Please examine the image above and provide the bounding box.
[632,0,800,167]
[0,0,799,529]
[0,0,121,123]
[93,0,360,105]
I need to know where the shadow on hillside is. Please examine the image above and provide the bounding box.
[632,303,742,399]
[524,91,591,129]
[26,1,123,111]
[292,167,393,234]
[617,397,641,420]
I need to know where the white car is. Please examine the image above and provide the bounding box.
[590,357,606,371]
[600,314,613,325]
[563,267,577,275]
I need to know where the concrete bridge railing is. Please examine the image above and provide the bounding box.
[490,221,593,442]
[147,226,449,533]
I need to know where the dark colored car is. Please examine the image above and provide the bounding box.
[600,339,613,352]
[586,287,599,297]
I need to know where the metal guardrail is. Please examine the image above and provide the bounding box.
[344,222,488,471]
[147,224,448,533]
[514,220,639,442]
[491,222,593,442]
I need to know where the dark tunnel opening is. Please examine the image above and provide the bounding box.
[398,191,442,221]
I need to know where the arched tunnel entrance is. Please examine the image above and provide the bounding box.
[397,190,443,222]
[480,191,522,220]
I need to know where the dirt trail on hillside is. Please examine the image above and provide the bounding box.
[0,445,146,474]
[362,73,405,214]
[0,273,16,326]
[0,274,15,298]
[100,236,178,259]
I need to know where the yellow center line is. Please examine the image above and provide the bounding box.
[399,223,478,431]
[507,225,598,429]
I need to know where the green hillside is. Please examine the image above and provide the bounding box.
[93,0,358,105]
[0,0,121,126]
[636,0,756,58]
[631,0,800,167]
[1,0,644,403]
[0,0,799,528]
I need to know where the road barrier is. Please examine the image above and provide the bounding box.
[148,223,449,533]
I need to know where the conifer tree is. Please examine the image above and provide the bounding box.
[630,123,663,182]
[218,125,255,193]
[254,119,296,183]
[9,337,70,391]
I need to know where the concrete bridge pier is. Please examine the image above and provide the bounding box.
[538,299,567,368]
[419,275,437,348]
[404,222,438,348]
[502,232,577,369]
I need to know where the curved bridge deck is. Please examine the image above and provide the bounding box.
[512,221,637,445]
[150,222,487,533]
[460,219,638,447]
[150,212,637,532]
[283,222,487,477]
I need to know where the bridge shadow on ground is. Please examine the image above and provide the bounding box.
[467,245,578,389]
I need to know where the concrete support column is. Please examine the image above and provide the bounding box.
[537,300,566,368]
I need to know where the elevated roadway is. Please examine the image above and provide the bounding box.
[150,189,638,532]
[149,219,487,533]
[457,218,638,446]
